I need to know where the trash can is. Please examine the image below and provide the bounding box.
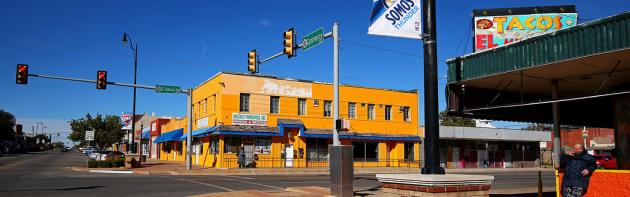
[125,154,141,168]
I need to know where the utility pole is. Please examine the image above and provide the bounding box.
[420,0,444,175]
[332,22,340,146]
[186,88,193,171]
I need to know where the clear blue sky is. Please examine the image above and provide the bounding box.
[1,1,628,142]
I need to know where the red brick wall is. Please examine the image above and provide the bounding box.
[547,128,614,148]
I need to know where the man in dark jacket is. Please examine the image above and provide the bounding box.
[560,144,597,197]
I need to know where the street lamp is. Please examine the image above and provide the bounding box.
[122,32,139,154]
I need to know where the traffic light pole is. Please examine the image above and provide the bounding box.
[186,88,193,171]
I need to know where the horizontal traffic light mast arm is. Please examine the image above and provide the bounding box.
[258,32,333,65]
[27,73,190,93]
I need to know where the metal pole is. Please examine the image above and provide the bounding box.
[131,45,138,154]
[333,22,340,146]
[552,80,561,168]
[186,88,193,171]
[421,0,444,174]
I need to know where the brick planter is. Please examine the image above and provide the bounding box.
[376,174,494,197]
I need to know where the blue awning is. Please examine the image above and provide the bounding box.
[179,126,219,140]
[153,128,183,143]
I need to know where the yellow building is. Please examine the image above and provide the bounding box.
[155,72,421,168]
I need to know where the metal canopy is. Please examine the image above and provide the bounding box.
[445,12,630,127]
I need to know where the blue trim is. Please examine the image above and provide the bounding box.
[215,131,282,137]
[179,126,219,140]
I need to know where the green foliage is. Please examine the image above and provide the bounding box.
[0,109,16,140]
[68,113,124,150]
[439,110,475,127]
[87,158,125,168]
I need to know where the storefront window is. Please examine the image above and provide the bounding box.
[209,138,219,154]
[255,138,272,154]
[352,141,378,161]
[224,137,242,153]
[404,142,415,161]
[307,138,329,161]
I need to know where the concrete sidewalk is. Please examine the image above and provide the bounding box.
[83,158,552,176]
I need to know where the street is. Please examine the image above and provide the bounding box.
[0,151,557,196]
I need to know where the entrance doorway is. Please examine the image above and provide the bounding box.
[285,144,294,168]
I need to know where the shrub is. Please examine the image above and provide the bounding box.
[88,158,125,168]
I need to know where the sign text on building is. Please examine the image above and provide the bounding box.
[232,113,267,126]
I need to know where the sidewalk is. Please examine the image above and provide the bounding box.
[85,158,552,176]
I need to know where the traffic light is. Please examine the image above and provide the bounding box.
[16,64,28,84]
[283,28,296,58]
[247,49,258,74]
[96,71,107,89]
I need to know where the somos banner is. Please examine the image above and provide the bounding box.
[473,5,577,52]
[368,0,422,39]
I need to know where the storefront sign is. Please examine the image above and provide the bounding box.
[232,113,267,126]
[474,9,577,51]
[197,117,208,129]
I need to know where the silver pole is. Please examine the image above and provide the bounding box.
[186,88,193,171]
[333,22,340,146]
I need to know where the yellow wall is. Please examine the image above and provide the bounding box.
[158,72,422,168]
[213,73,418,135]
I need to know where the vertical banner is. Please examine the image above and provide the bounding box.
[121,113,133,130]
[368,0,422,39]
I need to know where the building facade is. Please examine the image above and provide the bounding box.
[154,72,422,168]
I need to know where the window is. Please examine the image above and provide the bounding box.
[209,138,219,154]
[203,99,208,116]
[255,138,272,154]
[307,138,329,161]
[348,102,356,118]
[313,99,319,107]
[240,93,250,112]
[404,142,415,161]
[403,106,411,122]
[176,141,183,153]
[224,137,242,153]
[298,98,307,116]
[367,104,375,120]
[270,96,280,114]
[385,105,392,120]
[324,100,332,117]
[352,141,378,161]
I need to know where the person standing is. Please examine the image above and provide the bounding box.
[560,144,597,197]
[237,145,246,168]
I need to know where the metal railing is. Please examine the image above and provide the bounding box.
[221,157,422,169]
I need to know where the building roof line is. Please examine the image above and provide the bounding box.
[195,71,418,94]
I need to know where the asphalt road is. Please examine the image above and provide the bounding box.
[0,151,557,196]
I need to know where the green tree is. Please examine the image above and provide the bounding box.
[68,113,123,150]
[0,109,16,141]
[439,110,475,127]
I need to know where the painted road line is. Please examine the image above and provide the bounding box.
[231,179,284,190]
[279,180,330,184]
[161,176,235,192]
[217,175,256,180]
[89,170,133,174]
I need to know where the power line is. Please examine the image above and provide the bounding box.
[340,39,422,58]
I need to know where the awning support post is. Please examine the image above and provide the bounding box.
[552,80,561,168]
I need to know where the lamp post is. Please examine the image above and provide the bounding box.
[122,32,139,154]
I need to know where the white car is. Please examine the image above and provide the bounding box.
[82,147,97,155]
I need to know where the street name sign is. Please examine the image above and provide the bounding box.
[85,130,94,141]
[302,27,324,51]
[156,85,181,93]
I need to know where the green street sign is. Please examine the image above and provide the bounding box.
[155,85,181,93]
[302,27,324,51]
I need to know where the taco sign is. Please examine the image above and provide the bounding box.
[473,6,578,52]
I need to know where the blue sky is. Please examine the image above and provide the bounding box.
[1,1,629,143]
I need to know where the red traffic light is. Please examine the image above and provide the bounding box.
[96,71,107,89]
[16,64,28,84]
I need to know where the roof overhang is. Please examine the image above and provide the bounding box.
[446,12,630,127]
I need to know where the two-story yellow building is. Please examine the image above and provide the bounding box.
[155,72,422,168]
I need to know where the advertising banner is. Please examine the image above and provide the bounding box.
[473,6,577,52]
[368,0,422,39]
[121,113,133,130]
[232,113,267,126]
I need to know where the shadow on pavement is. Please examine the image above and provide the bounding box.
[0,186,107,193]
[491,192,556,197]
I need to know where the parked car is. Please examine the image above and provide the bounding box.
[88,151,104,160]
[82,147,97,155]
[100,151,125,161]
[594,154,617,169]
